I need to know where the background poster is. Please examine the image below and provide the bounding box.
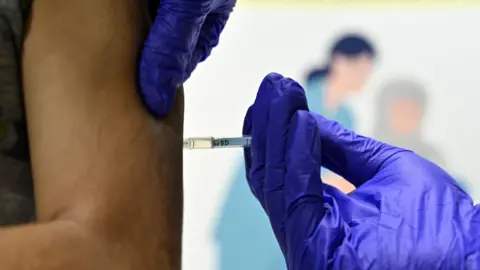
[182,2,480,269]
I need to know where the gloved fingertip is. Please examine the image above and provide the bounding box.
[139,79,176,119]
[263,72,284,83]
[254,73,284,102]
[143,89,176,118]
[264,76,308,172]
[282,77,308,97]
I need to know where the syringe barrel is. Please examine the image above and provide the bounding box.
[184,137,214,149]
[213,137,251,148]
[183,136,252,149]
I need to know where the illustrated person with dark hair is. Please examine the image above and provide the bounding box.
[216,33,377,270]
[374,79,446,167]
[304,33,376,193]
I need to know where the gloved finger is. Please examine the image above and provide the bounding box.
[312,113,410,188]
[264,78,308,248]
[184,11,232,81]
[140,0,211,117]
[284,111,324,220]
[242,105,253,182]
[162,85,185,135]
[249,73,284,207]
[284,111,348,268]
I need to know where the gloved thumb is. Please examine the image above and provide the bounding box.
[312,114,409,187]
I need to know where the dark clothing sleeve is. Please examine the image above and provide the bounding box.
[0,0,35,225]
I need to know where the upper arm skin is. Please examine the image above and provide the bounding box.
[17,0,183,269]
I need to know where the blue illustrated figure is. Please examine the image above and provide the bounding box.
[215,33,377,270]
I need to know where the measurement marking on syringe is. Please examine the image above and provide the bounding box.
[213,139,230,147]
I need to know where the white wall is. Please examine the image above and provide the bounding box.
[182,7,480,270]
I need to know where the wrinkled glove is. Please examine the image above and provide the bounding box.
[140,0,236,117]
[243,73,480,270]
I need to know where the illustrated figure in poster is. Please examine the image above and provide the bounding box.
[304,34,376,193]
[216,33,377,270]
[373,79,470,192]
[374,79,446,167]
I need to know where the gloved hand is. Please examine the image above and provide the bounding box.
[140,0,236,117]
[243,73,479,270]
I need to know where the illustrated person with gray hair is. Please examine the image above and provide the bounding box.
[374,78,446,167]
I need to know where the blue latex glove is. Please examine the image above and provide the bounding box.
[140,0,236,117]
[243,73,480,270]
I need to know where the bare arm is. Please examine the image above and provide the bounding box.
[1,0,183,269]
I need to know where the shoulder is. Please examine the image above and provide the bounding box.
[305,76,325,92]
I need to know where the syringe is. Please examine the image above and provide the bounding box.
[183,136,252,150]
